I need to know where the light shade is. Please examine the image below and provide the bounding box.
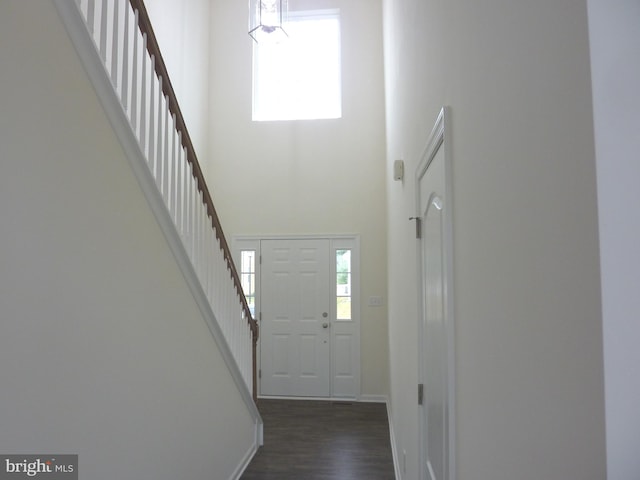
[249,0,288,44]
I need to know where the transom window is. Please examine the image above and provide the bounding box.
[252,9,342,121]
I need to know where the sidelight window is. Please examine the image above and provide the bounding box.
[240,250,256,317]
[336,249,351,320]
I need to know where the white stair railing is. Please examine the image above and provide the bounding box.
[56,0,258,400]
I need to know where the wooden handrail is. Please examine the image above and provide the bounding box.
[128,0,258,399]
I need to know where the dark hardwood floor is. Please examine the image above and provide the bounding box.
[241,399,396,480]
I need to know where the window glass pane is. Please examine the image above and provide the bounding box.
[240,250,256,317]
[241,273,255,296]
[241,251,255,273]
[336,248,352,321]
[246,295,256,317]
[336,249,350,272]
[253,9,341,121]
[337,296,351,320]
[337,273,351,296]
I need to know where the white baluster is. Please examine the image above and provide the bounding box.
[78,0,89,22]
[246,326,251,387]
[99,0,107,61]
[191,169,198,262]
[206,218,214,304]
[202,213,209,300]
[192,188,199,271]
[203,220,210,302]
[120,3,130,109]
[139,34,147,152]
[199,201,207,285]
[200,204,206,285]
[212,238,221,324]
[184,161,192,254]
[173,123,180,223]
[246,321,252,386]
[167,115,178,217]
[110,0,119,87]
[189,177,197,262]
[216,244,226,337]
[162,100,170,204]
[182,163,189,253]
[203,207,209,291]
[86,0,95,35]
[130,10,139,133]
[239,316,245,383]
[147,56,156,172]
[211,229,218,306]
[154,78,164,187]
[176,140,184,235]
[231,293,237,364]
[223,267,230,339]
[225,265,232,340]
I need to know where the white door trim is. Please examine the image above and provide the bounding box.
[233,234,361,400]
[415,107,456,480]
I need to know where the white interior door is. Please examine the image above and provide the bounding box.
[260,238,331,397]
[418,108,454,480]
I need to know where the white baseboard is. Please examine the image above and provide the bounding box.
[359,394,388,403]
[257,395,358,402]
[257,394,390,404]
[386,400,401,480]
[230,440,259,480]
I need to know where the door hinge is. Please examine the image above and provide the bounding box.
[410,217,422,239]
[259,255,262,265]
[259,369,262,379]
[418,383,424,405]
[259,311,262,322]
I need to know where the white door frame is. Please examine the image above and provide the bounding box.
[233,234,361,400]
[416,107,456,480]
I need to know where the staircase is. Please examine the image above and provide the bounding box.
[53,0,259,419]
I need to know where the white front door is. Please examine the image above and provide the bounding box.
[260,239,331,397]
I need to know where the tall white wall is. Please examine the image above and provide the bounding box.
[145,0,211,176]
[587,1,640,478]
[383,0,606,478]
[206,0,389,397]
[0,2,255,478]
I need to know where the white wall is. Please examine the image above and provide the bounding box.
[588,1,640,478]
[0,2,255,478]
[383,0,606,478]
[206,0,389,397]
[144,0,211,176]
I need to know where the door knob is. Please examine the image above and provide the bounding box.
[322,312,328,318]
[322,323,329,328]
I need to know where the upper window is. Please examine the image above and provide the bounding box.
[252,9,342,121]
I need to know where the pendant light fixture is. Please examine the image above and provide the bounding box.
[249,0,288,44]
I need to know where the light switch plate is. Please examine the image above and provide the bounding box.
[368,296,384,306]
